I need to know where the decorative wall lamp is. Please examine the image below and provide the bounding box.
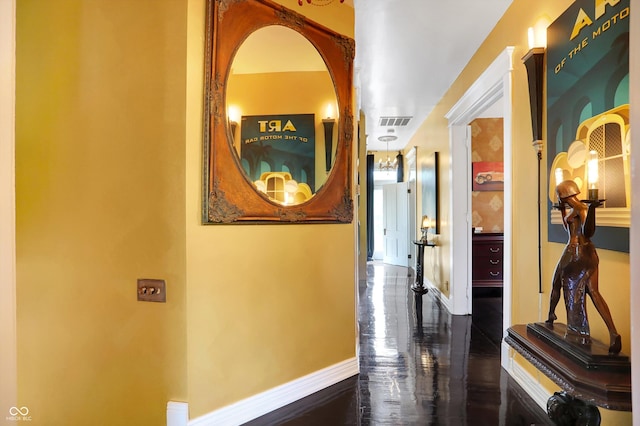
[322,103,336,172]
[523,24,547,155]
[523,19,548,294]
[228,105,241,146]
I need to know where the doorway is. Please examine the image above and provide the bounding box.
[372,171,396,260]
[372,169,415,268]
[469,111,506,352]
[446,47,514,368]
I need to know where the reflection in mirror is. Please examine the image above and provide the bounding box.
[227,25,337,206]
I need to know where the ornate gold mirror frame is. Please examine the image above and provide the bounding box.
[202,0,355,224]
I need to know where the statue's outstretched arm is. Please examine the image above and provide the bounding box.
[583,202,598,238]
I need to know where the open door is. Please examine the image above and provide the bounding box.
[383,182,409,266]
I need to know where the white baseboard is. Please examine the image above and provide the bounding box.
[505,352,552,412]
[188,357,359,426]
[424,281,453,313]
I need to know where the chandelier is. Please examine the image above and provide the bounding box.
[378,135,398,171]
[298,0,345,5]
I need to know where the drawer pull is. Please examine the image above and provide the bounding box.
[489,271,500,277]
[489,247,501,253]
[489,259,500,265]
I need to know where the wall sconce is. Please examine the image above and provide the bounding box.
[228,105,241,143]
[524,20,548,294]
[523,31,546,156]
[421,215,431,242]
[322,103,336,173]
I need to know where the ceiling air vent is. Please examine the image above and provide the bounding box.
[379,116,412,127]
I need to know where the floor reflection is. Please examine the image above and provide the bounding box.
[245,262,551,425]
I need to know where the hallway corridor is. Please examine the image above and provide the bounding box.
[246,262,551,425]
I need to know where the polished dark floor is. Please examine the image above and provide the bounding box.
[245,262,551,425]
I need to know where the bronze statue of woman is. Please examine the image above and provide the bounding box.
[546,180,621,354]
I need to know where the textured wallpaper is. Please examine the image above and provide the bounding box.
[471,118,504,233]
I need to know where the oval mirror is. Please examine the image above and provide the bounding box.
[227,25,337,206]
[202,0,354,224]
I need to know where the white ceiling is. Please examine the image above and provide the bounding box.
[353,0,513,152]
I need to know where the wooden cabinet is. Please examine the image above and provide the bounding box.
[472,233,503,288]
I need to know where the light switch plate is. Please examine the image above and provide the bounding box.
[137,279,166,303]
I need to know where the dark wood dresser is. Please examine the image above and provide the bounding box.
[472,232,503,288]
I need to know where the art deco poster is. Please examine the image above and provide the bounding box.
[546,0,630,252]
[240,114,316,192]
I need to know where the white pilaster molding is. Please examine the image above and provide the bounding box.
[445,47,514,320]
[167,401,189,426]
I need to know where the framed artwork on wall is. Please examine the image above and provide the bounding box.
[546,0,630,252]
[472,161,504,192]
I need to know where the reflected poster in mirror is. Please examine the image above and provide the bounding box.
[240,114,317,204]
[202,0,355,224]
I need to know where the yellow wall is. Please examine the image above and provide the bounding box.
[17,0,629,422]
[15,0,356,424]
[15,0,188,424]
[185,0,356,418]
[410,0,631,422]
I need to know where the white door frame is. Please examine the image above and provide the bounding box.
[0,0,17,413]
[445,48,514,359]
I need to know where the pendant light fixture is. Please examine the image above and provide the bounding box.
[378,135,398,171]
